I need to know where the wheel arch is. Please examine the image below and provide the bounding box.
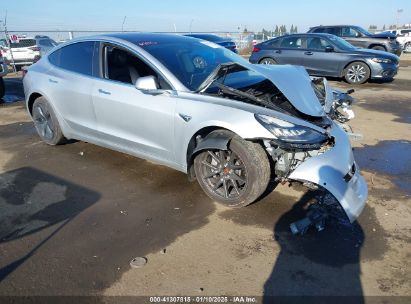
[27,92,43,115]
[185,127,236,180]
[368,44,386,51]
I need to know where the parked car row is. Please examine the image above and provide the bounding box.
[250,25,401,85]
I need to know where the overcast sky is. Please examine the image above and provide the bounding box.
[1,0,411,32]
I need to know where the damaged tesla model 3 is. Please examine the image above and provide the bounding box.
[23,33,367,232]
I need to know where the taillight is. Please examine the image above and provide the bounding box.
[252,47,261,53]
[29,46,40,52]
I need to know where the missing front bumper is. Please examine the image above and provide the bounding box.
[288,122,368,223]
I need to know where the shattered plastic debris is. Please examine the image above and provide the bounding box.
[130,257,147,268]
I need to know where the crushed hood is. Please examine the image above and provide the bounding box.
[252,64,325,117]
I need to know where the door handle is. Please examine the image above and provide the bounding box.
[98,89,111,95]
[48,78,58,84]
[304,51,313,55]
[275,50,282,54]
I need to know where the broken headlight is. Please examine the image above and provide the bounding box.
[255,114,328,146]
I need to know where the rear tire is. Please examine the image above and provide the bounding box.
[194,133,270,208]
[32,97,66,145]
[404,42,411,53]
[371,45,386,51]
[344,61,370,84]
[259,58,277,65]
[0,77,4,99]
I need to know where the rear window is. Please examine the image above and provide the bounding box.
[9,39,36,49]
[48,41,95,76]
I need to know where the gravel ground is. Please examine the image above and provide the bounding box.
[0,55,410,303]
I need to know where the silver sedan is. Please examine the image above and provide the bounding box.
[23,33,367,229]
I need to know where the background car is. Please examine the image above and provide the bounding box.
[185,33,238,53]
[0,49,8,98]
[0,35,57,69]
[308,25,402,56]
[379,29,411,53]
[249,33,399,84]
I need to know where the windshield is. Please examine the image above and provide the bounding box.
[354,26,373,36]
[328,35,355,50]
[138,38,250,91]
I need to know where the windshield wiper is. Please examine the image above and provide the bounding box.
[215,82,288,114]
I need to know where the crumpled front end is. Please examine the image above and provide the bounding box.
[287,122,368,222]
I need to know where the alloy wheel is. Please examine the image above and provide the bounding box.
[199,150,248,199]
[347,64,367,83]
[33,104,55,141]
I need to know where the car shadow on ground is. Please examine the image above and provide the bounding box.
[262,190,365,303]
[0,167,101,282]
[0,121,216,294]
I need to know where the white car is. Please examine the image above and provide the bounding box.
[379,29,411,53]
[1,36,57,68]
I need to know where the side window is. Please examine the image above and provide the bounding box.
[264,39,280,48]
[322,27,339,35]
[103,45,171,89]
[341,27,359,37]
[280,37,303,48]
[48,41,95,76]
[312,28,325,33]
[307,37,331,51]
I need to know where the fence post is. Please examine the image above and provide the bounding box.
[68,31,73,40]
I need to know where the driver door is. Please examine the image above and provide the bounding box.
[92,43,176,164]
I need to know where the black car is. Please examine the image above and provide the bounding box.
[308,25,402,56]
[249,33,399,84]
[185,34,237,53]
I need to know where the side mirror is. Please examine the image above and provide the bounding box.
[325,46,334,52]
[135,76,158,91]
[355,32,362,38]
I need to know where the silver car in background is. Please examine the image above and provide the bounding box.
[23,33,367,231]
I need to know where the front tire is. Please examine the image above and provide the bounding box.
[32,97,66,145]
[259,58,277,65]
[194,134,270,208]
[344,61,370,84]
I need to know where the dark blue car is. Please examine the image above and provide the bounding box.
[249,33,399,84]
[185,34,238,53]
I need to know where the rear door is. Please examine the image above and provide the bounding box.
[47,41,99,141]
[302,37,344,76]
[273,36,305,65]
